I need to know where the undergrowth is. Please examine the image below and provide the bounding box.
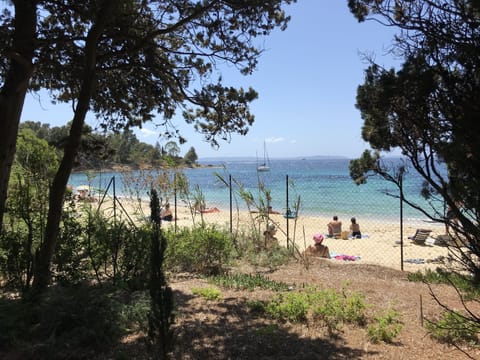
[408,268,480,301]
[242,283,401,342]
[208,273,290,292]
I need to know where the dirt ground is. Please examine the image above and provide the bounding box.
[118,259,479,360]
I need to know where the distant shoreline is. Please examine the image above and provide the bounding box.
[72,162,215,174]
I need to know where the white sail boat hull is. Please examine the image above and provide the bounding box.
[257,141,270,172]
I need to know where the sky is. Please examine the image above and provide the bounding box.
[20,1,401,160]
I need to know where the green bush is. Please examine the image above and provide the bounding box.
[164,225,234,274]
[0,229,29,290]
[245,244,292,269]
[310,287,367,331]
[54,206,90,285]
[119,225,152,289]
[426,310,479,346]
[265,292,309,322]
[209,273,290,291]
[408,268,480,301]
[119,291,151,333]
[261,286,369,334]
[367,308,402,344]
[191,286,222,301]
[0,285,143,359]
[247,299,266,313]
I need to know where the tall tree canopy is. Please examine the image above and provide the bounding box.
[348,0,480,276]
[1,0,296,291]
[348,3,480,349]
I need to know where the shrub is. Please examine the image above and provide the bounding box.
[310,287,367,331]
[164,225,234,274]
[0,285,155,358]
[265,292,309,322]
[209,273,290,292]
[261,286,369,334]
[408,268,480,301]
[191,287,222,301]
[119,291,150,333]
[367,308,402,344]
[426,310,479,346]
[244,245,292,269]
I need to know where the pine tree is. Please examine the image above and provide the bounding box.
[148,189,174,359]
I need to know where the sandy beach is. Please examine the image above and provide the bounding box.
[98,196,458,273]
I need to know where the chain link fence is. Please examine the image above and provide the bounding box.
[147,171,452,273]
[77,163,461,273]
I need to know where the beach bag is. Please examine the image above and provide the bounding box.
[341,231,349,240]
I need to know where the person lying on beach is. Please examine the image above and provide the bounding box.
[250,205,281,215]
[194,201,220,214]
[160,203,173,221]
[304,233,330,258]
[263,224,279,248]
[327,215,342,238]
[349,217,361,238]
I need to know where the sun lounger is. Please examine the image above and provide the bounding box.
[408,229,432,245]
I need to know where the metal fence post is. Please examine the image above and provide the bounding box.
[229,174,233,234]
[400,175,404,271]
[286,174,290,249]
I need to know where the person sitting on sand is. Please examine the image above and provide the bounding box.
[267,205,280,214]
[194,201,220,214]
[349,217,361,238]
[304,233,330,258]
[160,203,173,221]
[263,224,279,248]
[74,188,97,202]
[327,215,342,238]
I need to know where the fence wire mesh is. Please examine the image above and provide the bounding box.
[149,170,451,272]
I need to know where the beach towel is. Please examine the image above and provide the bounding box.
[349,234,370,239]
[403,258,425,264]
[331,253,361,261]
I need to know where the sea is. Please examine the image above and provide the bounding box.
[69,157,447,222]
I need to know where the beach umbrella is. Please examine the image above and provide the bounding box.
[76,185,90,192]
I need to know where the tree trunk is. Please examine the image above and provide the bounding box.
[0,0,37,229]
[32,0,116,293]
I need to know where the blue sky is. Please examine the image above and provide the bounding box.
[21,1,400,160]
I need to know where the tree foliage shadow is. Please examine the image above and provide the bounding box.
[0,283,145,359]
[168,288,379,360]
[0,282,382,359]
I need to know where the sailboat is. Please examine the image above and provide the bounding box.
[257,141,270,172]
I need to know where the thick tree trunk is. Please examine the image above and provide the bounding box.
[32,0,116,292]
[0,0,37,230]
[32,101,89,291]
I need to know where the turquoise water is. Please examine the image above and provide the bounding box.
[69,158,445,222]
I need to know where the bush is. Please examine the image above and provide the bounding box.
[408,268,480,301]
[367,308,402,344]
[245,245,292,269]
[191,286,222,301]
[164,225,234,274]
[310,287,367,331]
[209,273,290,292]
[265,291,309,323]
[426,310,479,346]
[0,284,145,359]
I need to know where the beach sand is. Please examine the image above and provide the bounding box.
[98,197,459,273]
